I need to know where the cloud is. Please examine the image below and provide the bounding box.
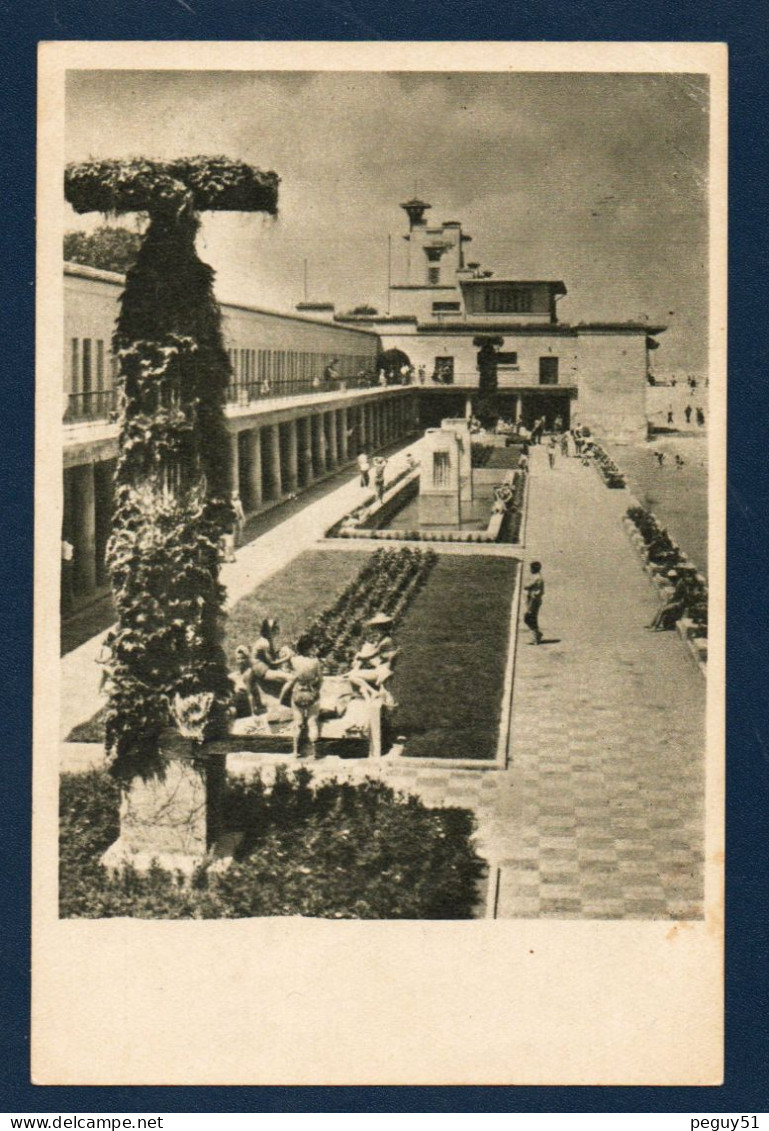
[65,70,709,371]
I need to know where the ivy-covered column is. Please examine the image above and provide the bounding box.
[65,157,279,868]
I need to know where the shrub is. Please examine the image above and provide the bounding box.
[59,767,485,920]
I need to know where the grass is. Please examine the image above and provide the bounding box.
[391,555,517,760]
[66,549,519,763]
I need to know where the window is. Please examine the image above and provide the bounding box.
[434,356,454,383]
[428,266,440,285]
[539,357,559,385]
[484,287,533,314]
[96,341,105,391]
[70,339,80,392]
[497,351,518,366]
[432,301,460,313]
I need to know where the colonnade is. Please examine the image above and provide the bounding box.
[227,393,416,517]
[62,391,417,613]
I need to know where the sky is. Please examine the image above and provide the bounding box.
[65,70,710,374]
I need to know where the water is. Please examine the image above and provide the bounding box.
[607,434,708,573]
[378,482,497,532]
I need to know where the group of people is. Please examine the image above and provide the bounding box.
[229,612,400,758]
[666,404,706,427]
[654,450,687,469]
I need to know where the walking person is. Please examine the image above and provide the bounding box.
[357,450,371,488]
[231,491,246,548]
[684,404,692,425]
[373,455,387,502]
[547,435,557,469]
[523,561,545,645]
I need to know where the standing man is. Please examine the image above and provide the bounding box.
[373,455,387,502]
[523,561,545,645]
[547,435,557,469]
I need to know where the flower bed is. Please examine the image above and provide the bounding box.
[590,443,627,488]
[299,547,437,672]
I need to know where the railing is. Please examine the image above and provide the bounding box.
[64,390,118,423]
[225,376,414,404]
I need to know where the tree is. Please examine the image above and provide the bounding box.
[65,157,280,779]
[64,225,143,274]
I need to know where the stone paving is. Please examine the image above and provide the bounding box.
[59,440,706,920]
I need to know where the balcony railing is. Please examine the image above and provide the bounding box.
[64,390,118,423]
[225,375,414,403]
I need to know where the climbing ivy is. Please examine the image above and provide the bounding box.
[65,158,280,779]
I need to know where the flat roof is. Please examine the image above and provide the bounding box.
[460,278,568,295]
[64,261,380,338]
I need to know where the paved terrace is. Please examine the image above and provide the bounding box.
[384,444,705,919]
[60,442,705,920]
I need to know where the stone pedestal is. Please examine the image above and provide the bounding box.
[419,427,462,527]
[101,731,229,878]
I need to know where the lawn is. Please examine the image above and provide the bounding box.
[391,555,517,760]
[222,548,372,662]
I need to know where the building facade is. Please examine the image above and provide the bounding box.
[333,197,665,442]
[62,263,415,612]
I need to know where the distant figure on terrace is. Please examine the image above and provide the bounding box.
[373,456,387,502]
[547,435,557,469]
[418,365,426,384]
[667,407,674,425]
[684,404,693,424]
[279,635,323,759]
[655,451,665,467]
[560,431,569,457]
[405,451,418,472]
[696,406,705,426]
[523,561,545,645]
[229,645,263,719]
[357,450,371,488]
[252,617,292,694]
[324,358,340,388]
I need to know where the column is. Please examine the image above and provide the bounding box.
[247,427,262,511]
[515,395,522,424]
[327,410,338,467]
[310,415,323,477]
[465,396,473,419]
[74,462,96,597]
[268,422,282,499]
[285,419,299,493]
[359,403,368,450]
[228,430,240,496]
[339,406,349,462]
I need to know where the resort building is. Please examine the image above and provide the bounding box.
[61,198,664,611]
[333,197,665,440]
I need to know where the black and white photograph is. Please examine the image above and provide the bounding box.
[34,42,726,1085]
